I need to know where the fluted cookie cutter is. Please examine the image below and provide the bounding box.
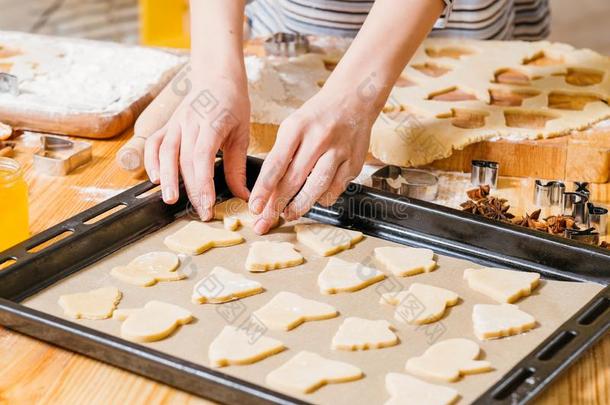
[33,134,92,176]
[471,160,498,188]
[264,32,310,57]
[561,191,589,224]
[587,203,608,236]
[371,165,439,201]
[564,227,600,245]
[533,180,565,207]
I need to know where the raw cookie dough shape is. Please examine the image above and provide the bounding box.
[113,300,193,342]
[374,246,437,276]
[318,257,386,294]
[463,267,540,303]
[473,303,537,340]
[266,351,363,394]
[294,223,363,256]
[405,338,492,382]
[380,283,459,324]
[245,241,304,272]
[164,221,244,255]
[253,291,338,331]
[192,266,263,304]
[332,317,398,350]
[110,251,184,286]
[213,197,279,231]
[385,372,459,405]
[58,287,122,320]
[208,325,285,367]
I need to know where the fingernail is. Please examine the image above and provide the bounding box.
[162,187,175,202]
[150,170,159,182]
[253,219,267,235]
[251,198,264,215]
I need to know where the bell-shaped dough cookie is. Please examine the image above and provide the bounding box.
[374,246,437,276]
[245,241,304,272]
[380,283,459,324]
[384,372,459,405]
[332,317,398,350]
[294,223,363,256]
[113,300,193,342]
[110,251,184,286]
[253,291,338,331]
[192,266,263,303]
[266,351,363,394]
[164,221,244,255]
[58,287,122,320]
[318,257,385,294]
[405,338,492,382]
[208,325,285,367]
[473,303,537,340]
[463,267,540,303]
[213,197,279,231]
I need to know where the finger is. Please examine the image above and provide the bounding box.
[193,127,224,220]
[144,128,166,183]
[283,152,340,221]
[159,124,182,204]
[318,160,352,207]
[179,123,203,217]
[222,127,250,201]
[249,121,301,214]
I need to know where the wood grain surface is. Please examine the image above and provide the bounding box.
[0,128,608,405]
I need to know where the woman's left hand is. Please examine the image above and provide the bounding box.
[248,85,379,234]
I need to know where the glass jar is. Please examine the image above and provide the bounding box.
[0,157,29,251]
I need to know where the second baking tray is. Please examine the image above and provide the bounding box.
[0,156,608,404]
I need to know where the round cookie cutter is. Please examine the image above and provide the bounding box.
[371,165,439,201]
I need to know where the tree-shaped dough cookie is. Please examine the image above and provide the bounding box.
[374,246,437,276]
[58,287,122,320]
[208,325,285,367]
[245,241,304,272]
[164,221,244,255]
[473,303,537,340]
[463,267,540,303]
[332,317,398,350]
[192,266,263,304]
[253,291,338,331]
[385,372,459,405]
[213,197,279,230]
[318,257,385,294]
[295,223,363,256]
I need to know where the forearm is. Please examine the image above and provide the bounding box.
[324,0,444,114]
[189,0,247,82]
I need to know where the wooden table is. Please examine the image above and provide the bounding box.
[1,128,608,404]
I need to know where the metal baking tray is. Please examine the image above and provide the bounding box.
[0,156,608,405]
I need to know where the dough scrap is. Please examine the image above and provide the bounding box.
[384,372,459,405]
[110,251,184,286]
[245,241,304,272]
[253,291,338,331]
[213,197,279,231]
[463,267,540,303]
[164,221,244,255]
[266,350,363,394]
[332,317,398,350]
[374,246,437,276]
[473,303,537,340]
[405,338,492,382]
[318,257,385,294]
[58,287,122,320]
[208,325,285,367]
[294,223,363,256]
[192,266,263,304]
[113,300,193,342]
[380,283,459,324]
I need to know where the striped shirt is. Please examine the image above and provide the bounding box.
[246,0,550,40]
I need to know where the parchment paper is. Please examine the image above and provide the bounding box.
[24,217,604,405]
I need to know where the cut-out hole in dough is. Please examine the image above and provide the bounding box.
[425,47,473,59]
[548,91,605,111]
[504,109,559,129]
[437,109,489,129]
[428,87,478,102]
[395,74,416,87]
[522,51,564,66]
[555,67,605,87]
[411,62,451,77]
[489,88,541,107]
[493,68,531,85]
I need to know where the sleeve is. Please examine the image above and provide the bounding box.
[433,0,454,29]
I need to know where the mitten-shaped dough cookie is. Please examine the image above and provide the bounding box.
[58,287,122,320]
[192,266,263,304]
[164,221,244,255]
[318,257,385,294]
[253,291,338,331]
[245,241,304,272]
[473,303,537,340]
[110,251,184,286]
[332,317,398,350]
[380,283,459,324]
[208,325,285,367]
[384,372,459,405]
[295,223,363,256]
[463,267,540,303]
[374,246,437,276]
[113,300,193,342]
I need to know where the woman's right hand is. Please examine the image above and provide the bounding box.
[144,75,251,220]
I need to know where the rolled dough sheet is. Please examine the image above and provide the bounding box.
[23,218,604,405]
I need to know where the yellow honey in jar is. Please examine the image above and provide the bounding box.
[0,157,29,251]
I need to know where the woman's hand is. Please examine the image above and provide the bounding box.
[248,85,378,234]
[144,76,251,220]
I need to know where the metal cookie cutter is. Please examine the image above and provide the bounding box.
[587,203,608,236]
[564,227,600,245]
[371,165,439,201]
[574,182,591,199]
[264,32,310,57]
[0,72,18,95]
[33,134,92,176]
[561,191,589,224]
[533,180,565,207]
[471,160,498,188]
